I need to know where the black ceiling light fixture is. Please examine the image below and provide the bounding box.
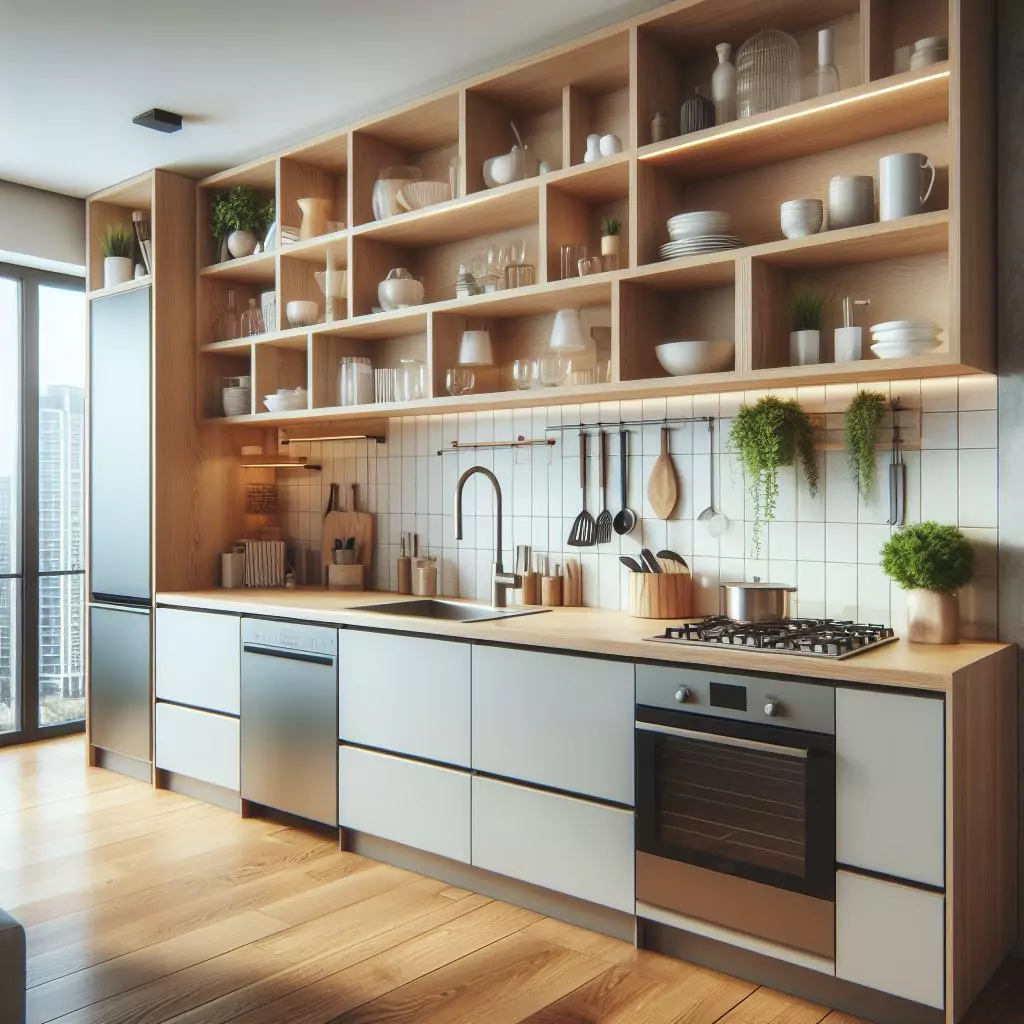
[132,108,183,133]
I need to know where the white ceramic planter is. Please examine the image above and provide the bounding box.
[790,329,820,365]
[103,256,133,288]
[601,235,620,257]
[226,229,257,259]
[906,589,960,644]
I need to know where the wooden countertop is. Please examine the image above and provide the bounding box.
[155,589,1013,693]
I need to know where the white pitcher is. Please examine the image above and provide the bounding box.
[879,153,936,221]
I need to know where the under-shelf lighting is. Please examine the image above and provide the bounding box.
[638,69,950,163]
[239,456,321,470]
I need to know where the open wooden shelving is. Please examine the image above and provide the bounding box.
[169,0,990,431]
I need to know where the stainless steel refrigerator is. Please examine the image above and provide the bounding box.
[88,286,152,765]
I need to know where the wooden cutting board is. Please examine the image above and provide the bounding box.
[321,510,374,585]
[647,426,678,519]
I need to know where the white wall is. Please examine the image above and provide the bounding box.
[0,180,85,274]
[277,375,998,638]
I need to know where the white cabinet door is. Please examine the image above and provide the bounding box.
[339,745,470,864]
[836,688,944,887]
[471,776,634,913]
[155,608,240,715]
[471,647,634,805]
[836,870,945,1009]
[339,631,471,767]
[155,702,240,792]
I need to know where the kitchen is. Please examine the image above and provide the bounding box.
[2,0,1021,1023]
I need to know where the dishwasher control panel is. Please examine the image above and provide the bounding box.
[241,618,337,656]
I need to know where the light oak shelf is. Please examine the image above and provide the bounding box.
[280,229,349,264]
[87,275,151,301]
[199,250,276,283]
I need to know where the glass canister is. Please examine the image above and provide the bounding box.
[398,358,426,402]
[736,29,801,118]
[338,356,374,406]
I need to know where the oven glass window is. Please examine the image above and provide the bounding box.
[654,730,808,879]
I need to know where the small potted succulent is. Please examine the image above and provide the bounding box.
[881,521,974,644]
[600,217,621,268]
[100,223,134,287]
[790,284,831,366]
[211,186,275,260]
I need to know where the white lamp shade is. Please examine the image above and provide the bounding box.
[458,329,494,366]
[549,308,587,352]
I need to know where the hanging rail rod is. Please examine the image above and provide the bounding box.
[545,416,714,432]
[436,436,557,455]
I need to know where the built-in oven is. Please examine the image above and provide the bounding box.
[635,664,836,959]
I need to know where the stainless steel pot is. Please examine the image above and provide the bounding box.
[720,579,797,623]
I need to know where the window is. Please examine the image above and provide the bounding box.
[0,265,86,743]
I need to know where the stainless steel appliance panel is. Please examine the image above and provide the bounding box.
[89,287,151,602]
[240,620,338,825]
[89,604,152,762]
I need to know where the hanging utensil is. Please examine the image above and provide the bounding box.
[613,429,638,536]
[595,431,613,544]
[619,555,643,572]
[324,482,341,518]
[648,425,678,520]
[568,431,596,547]
[888,400,906,527]
[656,550,688,574]
[640,548,663,573]
[697,419,728,536]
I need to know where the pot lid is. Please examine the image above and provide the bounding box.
[720,580,797,591]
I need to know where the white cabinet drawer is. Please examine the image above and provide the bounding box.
[339,631,471,767]
[156,608,240,715]
[339,745,470,864]
[155,703,239,792]
[836,870,945,1009]
[836,688,944,887]
[471,647,634,805]
[471,776,634,913]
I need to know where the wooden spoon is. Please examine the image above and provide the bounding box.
[647,426,678,519]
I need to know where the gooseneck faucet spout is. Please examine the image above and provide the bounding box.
[455,465,521,607]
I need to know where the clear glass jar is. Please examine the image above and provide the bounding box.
[398,358,426,401]
[338,356,373,407]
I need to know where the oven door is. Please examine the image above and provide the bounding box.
[635,705,835,902]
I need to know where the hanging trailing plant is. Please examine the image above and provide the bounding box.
[844,390,887,497]
[730,396,819,556]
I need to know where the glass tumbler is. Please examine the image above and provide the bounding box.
[504,263,536,289]
[560,244,588,280]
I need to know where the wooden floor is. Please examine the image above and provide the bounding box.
[1,737,1020,1024]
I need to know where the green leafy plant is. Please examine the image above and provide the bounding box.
[730,396,819,555]
[600,217,621,236]
[791,284,831,332]
[210,186,274,240]
[100,223,133,259]
[844,390,887,497]
[881,522,974,591]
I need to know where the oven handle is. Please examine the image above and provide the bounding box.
[635,721,809,759]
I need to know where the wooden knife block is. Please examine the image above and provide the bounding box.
[629,572,691,619]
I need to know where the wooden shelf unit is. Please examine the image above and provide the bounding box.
[184,0,991,448]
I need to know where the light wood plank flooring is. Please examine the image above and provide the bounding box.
[0,736,1018,1024]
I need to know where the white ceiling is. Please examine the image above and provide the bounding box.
[1,0,664,199]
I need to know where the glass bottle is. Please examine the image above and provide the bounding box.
[712,43,737,124]
[815,28,840,97]
[240,297,265,337]
[216,289,241,341]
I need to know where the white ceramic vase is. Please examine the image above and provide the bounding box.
[790,329,820,365]
[103,256,133,288]
[584,134,602,163]
[712,43,737,124]
[601,235,620,257]
[906,588,960,644]
[226,229,257,259]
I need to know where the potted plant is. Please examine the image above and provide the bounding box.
[100,223,134,287]
[730,395,819,556]
[881,522,974,644]
[600,217,621,269]
[790,284,830,366]
[211,187,274,260]
[844,390,886,496]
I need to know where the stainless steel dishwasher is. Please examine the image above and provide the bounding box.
[240,619,338,826]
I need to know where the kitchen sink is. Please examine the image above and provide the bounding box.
[352,599,550,623]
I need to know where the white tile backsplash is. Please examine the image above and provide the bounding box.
[280,376,997,635]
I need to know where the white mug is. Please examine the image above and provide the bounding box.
[879,153,936,221]
[828,175,875,230]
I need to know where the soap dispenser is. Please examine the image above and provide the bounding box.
[835,297,871,362]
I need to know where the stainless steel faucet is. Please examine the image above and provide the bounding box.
[454,466,521,607]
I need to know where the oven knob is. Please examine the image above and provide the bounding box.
[764,698,780,717]
[675,687,690,704]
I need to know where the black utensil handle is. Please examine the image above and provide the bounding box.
[619,429,628,503]
[579,431,587,491]
[600,430,608,501]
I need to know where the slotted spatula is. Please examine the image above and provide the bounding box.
[595,431,613,544]
[568,431,596,547]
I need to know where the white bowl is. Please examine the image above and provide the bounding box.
[667,211,730,239]
[313,270,347,300]
[397,181,451,211]
[377,276,424,311]
[781,199,824,238]
[870,339,941,359]
[871,319,936,333]
[871,328,940,344]
[655,340,735,376]
[263,388,307,413]
[285,300,319,327]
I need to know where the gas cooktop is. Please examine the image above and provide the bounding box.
[647,616,898,659]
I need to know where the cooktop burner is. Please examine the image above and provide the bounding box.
[647,617,898,659]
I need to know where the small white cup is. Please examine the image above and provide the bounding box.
[781,199,823,239]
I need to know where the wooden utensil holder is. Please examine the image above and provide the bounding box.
[328,563,365,591]
[629,572,692,618]
[396,557,412,595]
[541,576,563,607]
[521,572,540,606]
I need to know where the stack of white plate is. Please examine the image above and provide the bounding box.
[222,385,251,417]
[659,235,744,260]
[870,320,942,358]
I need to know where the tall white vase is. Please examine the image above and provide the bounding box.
[712,43,737,124]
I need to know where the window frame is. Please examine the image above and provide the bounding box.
[0,261,87,747]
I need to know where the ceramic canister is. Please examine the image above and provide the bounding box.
[828,175,875,229]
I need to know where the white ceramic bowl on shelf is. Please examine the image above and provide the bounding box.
[667,210,731,240]
[655,340,735,376]
[378,275,425,311]
[870,339,941,358]
[397,181,451,211]
[285,300,319,327]
[781,198,824,238]
[263,388,308,413]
